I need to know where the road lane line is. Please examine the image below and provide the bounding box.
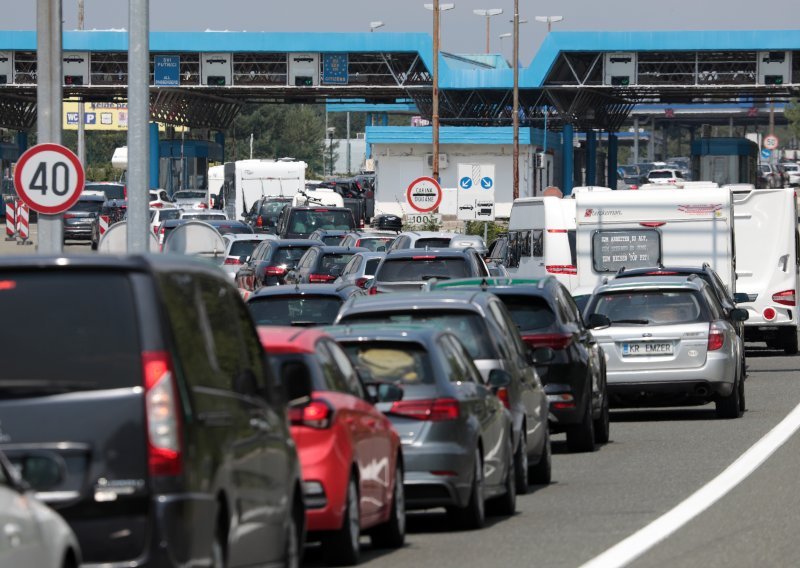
[579,401,800,568]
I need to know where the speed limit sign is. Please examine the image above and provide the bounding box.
[13,143,85,215]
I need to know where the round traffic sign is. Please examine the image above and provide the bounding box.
[13,143,85,215]
[406,177,442,213]
[764,134,779,151]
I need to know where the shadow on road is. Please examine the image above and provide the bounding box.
[609,407,718,422]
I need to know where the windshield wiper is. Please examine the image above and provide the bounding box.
[610,318,651,325]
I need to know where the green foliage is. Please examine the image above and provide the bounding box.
[787,99,800,141]
[403,217,442,232]
[465,220,506,244]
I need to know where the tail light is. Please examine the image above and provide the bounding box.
[309,273,336,283]
[389,398,460,421]
[368,285,379,295]
[224,257,241,265]
[198,202,208,209]
[64,213,75,219]
[547,229,567,234]
[151,202,163,208]
[546,265,577,275]
[256,215,263,228]
[707,322,725,351]
[289,400,333,429]
[355,277,370,288]
[496,388,510,410]
[158,226,166,245]
[763,307,777,321]
[522,333,573,350]
[142,351,182,476]
[265,266,287,277]
[630,185,639,190]
[772,290,796,306]
[359,220,365,228]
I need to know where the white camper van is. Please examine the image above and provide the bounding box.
[574,188,735,297]
[506,196,578,289]
[217,159,307,221]
[731,187,799,354]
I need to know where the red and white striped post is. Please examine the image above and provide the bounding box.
[16,201,31,245]
[4,200,16,241]
[98,215,110,239]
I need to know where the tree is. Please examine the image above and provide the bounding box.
[786,98,800,141]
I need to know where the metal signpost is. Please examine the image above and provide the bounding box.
[127,0,150,253]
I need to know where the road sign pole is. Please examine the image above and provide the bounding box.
[127,0,150,253]
[36,0,64,254]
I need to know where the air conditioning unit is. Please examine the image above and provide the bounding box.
[426,153,449,169]
[758,51,791,86]
[603,52,636,86]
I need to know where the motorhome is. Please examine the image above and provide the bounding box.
[506,196,578,290]
[216,159,307,221]
[731,187,799,354]
[574,187,735,297]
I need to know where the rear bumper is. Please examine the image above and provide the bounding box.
[298,441,351,533]
[402,442,473,510]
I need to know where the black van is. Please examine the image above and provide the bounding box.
[0,255,306,567]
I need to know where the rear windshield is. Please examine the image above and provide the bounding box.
[500,295,556,331]
[288,210,354,233]
[341,342,434,386]
[364,258,381,276]
[214,223,253,235]
[320,253,356,274]
[150,209,181,222]
[415,237,451,249]
[649,170,681,179]
[85,183,125,200]
[274,246,311,266]
[587,290,708,325]
[248,296,342,326]
[341,310,496,360]
[70,200,103,213]
[356,237,394,252]
[321,235,344,246]
[175,191,206,199]
[0,272,140,394]
[259,200,290,217]
[229,240,261,258]
[377,257,468,282]
[184,213,226,220]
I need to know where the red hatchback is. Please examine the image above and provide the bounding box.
[259,327,405,565]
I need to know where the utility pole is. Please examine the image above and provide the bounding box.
[77,0,86,172]
[127,0,150,253]
[36,0,64,254]
[346,111,351,175]
[432,0,441,183]
[512,0,520,199]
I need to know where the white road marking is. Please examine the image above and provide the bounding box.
[579,400,800,568]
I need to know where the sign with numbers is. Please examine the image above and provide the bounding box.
[13,143,85,215]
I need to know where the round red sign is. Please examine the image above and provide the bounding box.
[13,143,85,215]
[406,177,442,213]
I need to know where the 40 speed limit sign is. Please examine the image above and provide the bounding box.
[406,176,442,213]
[14,143,85,215]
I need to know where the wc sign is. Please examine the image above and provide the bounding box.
[457,163,495,221]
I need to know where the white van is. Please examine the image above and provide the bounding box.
[574,188,735,297]
[506,196,578,289]
[731,187,799,354]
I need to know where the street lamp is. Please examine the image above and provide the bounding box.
[424,1,455,182]
[327,127,336,176]
[512,0,521,199]
[369,21,384,32]
[473,8,502,54]
[498,32,511,60]
[534,15,563,33]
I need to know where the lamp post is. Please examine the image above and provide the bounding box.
[498,32,511,58]
[472,9,502,54]
[534,15,563,33]
[327,127,335,176]
[512,0,520,199]
[369,21,384,32]
[424,2,455,183]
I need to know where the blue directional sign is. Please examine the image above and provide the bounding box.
[84,113,96,125]
[459,176,473,189]
[761,148,772,160]
[480,176,493,189]
[66,112,79,125]
[322,54,348,85]
[154,55,180,86]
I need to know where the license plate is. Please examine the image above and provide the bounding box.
[621,342,673,356]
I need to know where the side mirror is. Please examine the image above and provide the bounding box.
[733,292,750,304]
[730,308,750,322]
[281,360,313,406]
[488,368,513,389]
[16,453,65,491]
[531,347,555,365]
[365,382,404,404]
[239,255,249,264]
[586,313,612,330]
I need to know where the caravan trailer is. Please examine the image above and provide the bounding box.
[217,159,307,221]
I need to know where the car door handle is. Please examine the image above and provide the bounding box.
[249,418,270,431]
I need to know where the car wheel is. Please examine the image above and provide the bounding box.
[284,498,303,568]
[448,447,485,530]
[490,435,517,517]
[593,388,610,445]
[716,367,743,419]
[782,329,798,355]
[211,517,227,568]
[566,397,596,453]
[528,426,552,484]
[370,460,406,549]
[323,475,360,566]
[738,364,747,413]
[513,433,529,494]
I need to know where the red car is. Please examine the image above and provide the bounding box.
[259,327,405,565]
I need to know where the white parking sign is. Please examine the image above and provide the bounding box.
[13,143,85,215]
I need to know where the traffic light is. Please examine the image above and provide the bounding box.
[64,75,83,85]
[611,75,630,86]
[206,76,226,86]
[294,76,314,87]
[764,75,784,86]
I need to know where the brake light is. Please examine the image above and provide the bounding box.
[413,255,436,260]
[368,285,379,295]
[389,398,460,421]
[707,322,725,351]
[496,387,510,409]
[309,273,336,283]
[289,400,333,429]
[256,215,263,228]
[355,277,370,289]
[640,222,665,227]
[547,229,567,233]
[772,290,796,306]
[265,266,287,276]
[522,333,573,350]
[316,209,330,212]
[763,307,777,321]
[630,185,639,190]
[64,213,75,219]
[546,265,577,275]
[142,351,182,476]
[151,202,163,208]
[198,202,208,209]
[645,271,679,275]
[224,257,242,265]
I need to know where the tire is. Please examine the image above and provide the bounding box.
[566,397,596,453]
[593,388,610,445]
[716,368,743,419]
[528,427,552,485]
[447,447,485,530]
[490,436,516,517]
[211,517,227,568]
[513,435,529,495]
[284,501,303,568]
[323,476,361,566]
[738,364,747,413]
[370,461,406,549]
[782,329,798,355]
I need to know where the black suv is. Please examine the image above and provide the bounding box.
[236,238,324,291]
[275,206,355,239]
[245,196,292,233]
[64,193,105,242]
[0,255,306,567]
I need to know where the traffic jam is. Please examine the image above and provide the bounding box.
[2,133,798,568]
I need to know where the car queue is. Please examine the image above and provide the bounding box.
[1,181,795,568]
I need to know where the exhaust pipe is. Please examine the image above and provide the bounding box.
[695,385,710,397]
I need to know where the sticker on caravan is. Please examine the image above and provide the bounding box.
[677,204,723,216]
[584,208,622,218]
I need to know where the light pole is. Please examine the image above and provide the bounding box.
[512,0,520,199]
[424,2,455,183]
[534,15,563,33]
[369,21,384,32]
[473,9,502,54]
[327,127,335,176]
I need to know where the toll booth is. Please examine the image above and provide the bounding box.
[691,138,759,186]
[158,139,223,197]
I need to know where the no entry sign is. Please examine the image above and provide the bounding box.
[406,177,442,213]
[14,143,85,215]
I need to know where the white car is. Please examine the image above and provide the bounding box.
[148,189,173,208]
[149,207,182,235]
[173,190,210,210]
[0,451,81,568]
[781,162,800,186]
[181,211,228,221]
[221,233,277,278]
[646,169,685,185]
